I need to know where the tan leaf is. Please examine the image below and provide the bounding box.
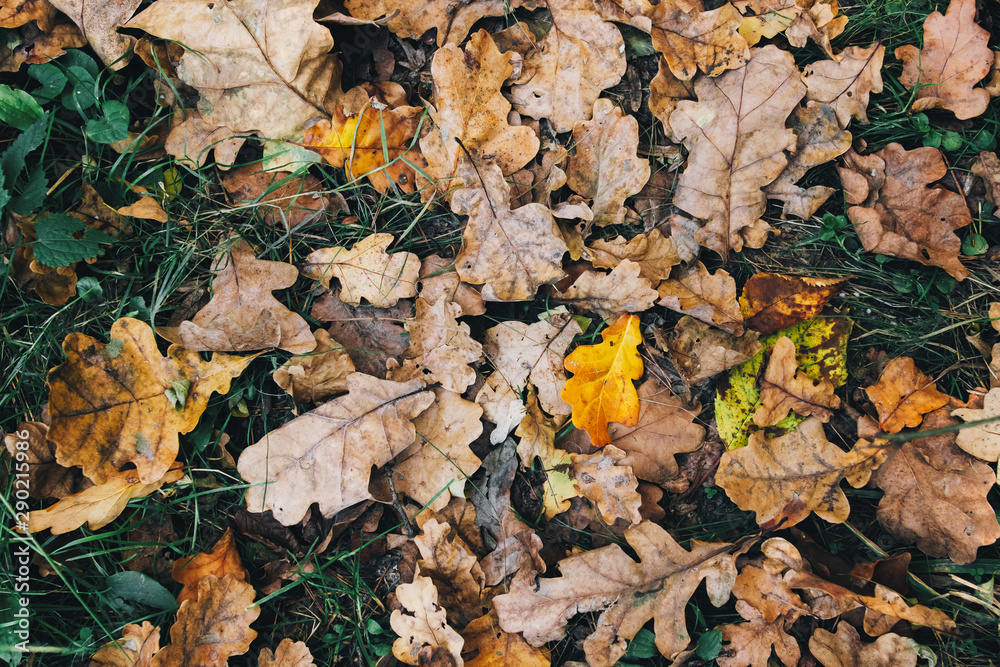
[0,21,87,73]
[552,260,658,319]
[257,639,316,667]
[127,0,337,140]
[463,610,550,667]
[649,57,695,133]
[301,233,420,307]
[413,519,485,628]
[566,99,651,227]
[863,356,950,434]
[802,43,885,127]
[49,0,139,68]
[873,409,1000,564]
[754,337,841,427]
[837,143,971,281]
[163,113,246,169]
[345,0,536,46]
[784,0,847,57]
[670,45,805,258]
[48,318,252,484]
[310,289,410,378]
[176,239,315,354]
[717,601,800,667]
[953,387,1000,461]
[739,272,850,335]
[731,563,808,623]
[658,262,744,336]
[895,0,992,120]
[717,418,888,529]
[0,0,56,30]
[117,193,169,223]
[607,378,705,491]
[173,529,247,605]
[664,317,762,386]
[505,0,626,133]
[764,102,852,220]
[151,575,260,667]
[452,159,568,301]
[514,391,580,519]
[272,330,355,404]
[809,621,919,667]
[4,421,90,500]
[419,255,486,316]
[649,0,749,81]
[972,151,1000,215]
[89,622,160,667]
[389,298,483,393]
[493,521,743,663]
[220,165,329,229]
[570,445,643,525]
[390,573,465,666]
[420,31,539,190]
[583,229,679,284]
[237,374,435,525]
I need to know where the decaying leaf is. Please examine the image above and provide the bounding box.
[413,519,485,628]
[4,421,90,500]
[273,330,355,404]
[583,229,679,284]
[649,0,749,81]
[514,392,580,519]
[754,336,840,426]
[952,387,1000,461]
[301,233,420,307]
[864,357,949,434]
[972,151,1000,214]
[48,318,252,484]
[665,317,763,387]
[552,260,659,319]
[895,0,992,120]
[220,165,329,229]
[390,573,465,666]
[345,0,535,46]
[802,43,885,127]
[310,289,410,378]
[735,0,801,46]
[89,622,161,667]
[658,262,744,336]
[463,610,550,667]
[740,272,849,336]
[418,255,486,316]
[237,373,434,525]
[173,529,247,605]
[390,297,483,393]
[809,622,920,667]
[49,0,139,68]
[784,0,847,57]
[570,445,643,525]
[257,639,316,667]
[717,601,800,667]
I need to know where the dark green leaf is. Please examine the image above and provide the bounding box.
[106,571,178,615]
[10,167,48,215]
[0,84,44,130]
[76,276,104,303]
[28,63,67,103]
[963,233,989,256]
[61,65,98,112]
[32,214,114,267]
[623,628,658,659]
[1,113,49,185]
[694,628,722,660]
[86,101,130,144]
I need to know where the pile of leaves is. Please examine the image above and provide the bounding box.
[4,0,1000,663]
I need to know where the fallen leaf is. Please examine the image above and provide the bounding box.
[345,0,537,46]
[570,445,643,525]
[754,336,840,426]
[390,573,465,666]
[740,272,849,336]
[451,158,568,302]
[0,0,56,30]
[670,45,805,258]
[972,151,1000,215]
[164,112,247,169]
[418,255,486,316]
[562,313,644,447]
[552,260,659,319]
[837,143,971,281]
[117,192,169,223]
[49,0,139,68]
[784,0,847,57]
[220,165,329,229]
[48,318,253,484]
[389,297,483,393]
[566,99,651,227]
[802,43,885,127]
[0,20,87,73]
[895,0,992,120]
[301,233,420,307]
[173,529,247,605]
[649,0,749,80]
[863,357,949,434]
[584,230,679,285]
[731,562,808,623]
[463,610,550,667]
[89,622,160,667]
[174,239,315,354]
[952,387,1000,461]
[873,408,1000,564]
[493,521,743,664]
[310,289,410,378]
[514,391,580,519]
[658,262,744,336]
[4,421,90,500]
[664,317,762,387]
[237,373,434,525]
[151,574,260,667]
[272,330,355,404]
[735,0,801,46]
[649,57,696,134]
[257,639,316,667]
[412,519,484,628]
[809,621,920,667]
[717,601,800,667]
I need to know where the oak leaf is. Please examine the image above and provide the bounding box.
[164,112,247,169]
[649,0,749,80]
[389,297,483,393]
[754,336,840,426]
[301,233,420,307]
[863,357,949,434]
[451,158,568,302]
[237,373,435,525]
[717,601,800,667]
[418,255,486,317]
[552,260,659,319]
[390,573,465,666]
[972,151,1000,215]
[658,262,744,336]
[310,289,410,378]
[873,409,1000,564]
[413,519,484,628]
[562,313,644,447]
[570,445,643,525]
[173,529,247,605]
[895,0,992,120]
[257,639,316,667]
[734,0,801,46]
[837,143,971,281]
[952,387,1000,461]
[584,229,679,284]
[173,239,315,354]
[89,622,160,667]
[48,318,253,484]
[566,99,651,227]
[741,272,849,336]
[670,45,805,258]
[345,0,537,46]
[0,20,87,73]
[272,330,355,404]
[809,622,920,667]
[514,391,580,519]
[4,421,90,499]
[0,0,56,30]
[220,165,329,229]
[802,43,885,127]
[784,0,847,57]
[665,317,762,387]
[493,521,743,664]
[463,611,550,667]
[49,0,139,68]
[731,562,808,623]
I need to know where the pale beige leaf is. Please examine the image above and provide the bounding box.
[301,233,420,307]
[570,445,642,525]
[658,262,744,336]
[552,260,658,319]
[345,0,537,46]
[49,0,139,68]
[784,0,847,58]
[273,330,354,404]
[390,573,465,666]
[953,387,1000,461]
[419,255,486,316]
[717,601,800,667]
[389,298,483,393]
[257,639,316,667]
[802,43,885,127]
[583,229,679,284]
[754,336,841,427]
[809,622,919,667]
[649,0,749,81]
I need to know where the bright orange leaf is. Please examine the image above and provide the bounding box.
[561,313,644,447]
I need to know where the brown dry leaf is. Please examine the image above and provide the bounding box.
[390,573,465,666]
[658,262,744,336]
[764,102,852,220]
[802,43,885,127]
[863,357,950,434]
[740,272,849,336]
[151,574,260,667]
[273,330,355,404]
[164,112,247,169]
[837,143,971,281]
[310,289,410,378]
[566,99,651,227]
[49,0,139,68]
[717,418,888,529]
[649,57,696,134]
[0,0,55,30]
[48,318,253,484]
[505,0,626,133]
[493,521,743,665]
[4,421,90,500]
[570,445,643,525]
[552,260,659,319]
[784,0,847,57]
[237,373,434,525]
[89,622,160,667]
[0,21,87,72]
[27,464,184,534]
[117,190,169,223]
[665,317,763,386]
[649,0,749,81]
[670,45,805,259]
[717,601,800,667]
[413,519,485,628]
[584,231,679,286]
[389,297,483,393]
[451,158,568,302]
[754,337,840,427]
[731,562,809,623]
[873,408,1000,564]
[220,165,329,229]
[607,378,705,491]
[514,391,581,519]
[257,639,316,667]
[420,31,539,190]
[173,529,247,605]
[419,255,486,316]
[301,233,420,307]
[952,387,1000,461]
[463,610,551,667]
[895,0,992,120]
[809,621,919,667]
[175,239,315,354]
[345,0,535,46]
[972,151,1000,214]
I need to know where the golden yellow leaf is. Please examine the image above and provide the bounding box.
[863,357,949,434]
[89,622,160,667]
[463,610,550,667]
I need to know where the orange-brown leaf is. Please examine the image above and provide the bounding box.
[89,622,161,667]
[754,336,841,427]
[463,610,550,667]
[173,529,247,605]
[863,357,949,433]
[739,272,849,335]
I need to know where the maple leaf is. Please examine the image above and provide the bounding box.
[863,357,949,434]
[47,318,252,484]
[220,164,330,229]
[89,622,161,667]
[390,573,465,666]
[389,297,483,393]
[717,601,800,667]
[493,521,744,665]
[583,229,679,284]
[670,45,805,258]
[952,387,1000,461]
[168,239,315,354]
[838,143,971,281]
[173,529,247,605]
[649,0,749,80]
[658,262,744,336]
[237,373,434,525]
[463,611,551,667]
[740,272,849,336]
[566,99,651,227]
[301,233,420,307]
[562,313,644,447]
[754,336,840,426]
[552,261,659,319]
[3,422,90,499]
[802,43,885,127]
[895,0,992,120]
[310,289,410,378]
[451,158,568,301]
[48,0,139,68]
[665,316,762,387]
[809,622,921,667]
[272,330,355,404]
[257,639,316,667]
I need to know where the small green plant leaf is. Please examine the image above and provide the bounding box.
[695,628,722,660]
[0,84,44,130]
[1,113,48,185]
[77,276,104,303]
[941,131,962,152]
[10,167,48,215]
[61,65,99,112]
[86,101,130,144]
[28,63,68,103]
[623,628,658,660]
[165,379,192,411]
[106,571,179,615]
[963,233,989,256]
[32,214,114,267]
